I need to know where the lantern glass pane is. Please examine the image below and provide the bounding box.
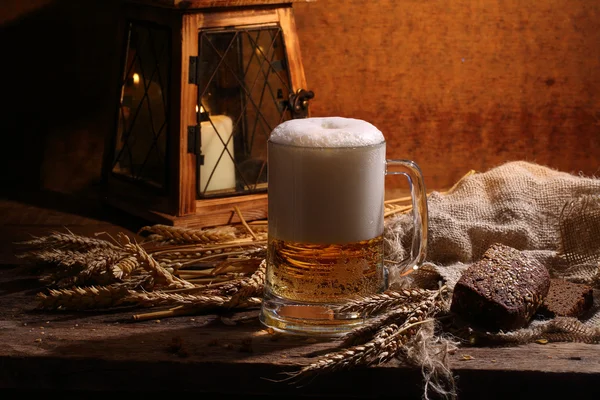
[197,26,293,198]
[112,22,171,189]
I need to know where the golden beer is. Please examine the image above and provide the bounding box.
[266,235,385,303]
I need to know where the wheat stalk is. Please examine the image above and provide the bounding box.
[280,318,434,385]
[131,297,263,321]
[150,240,266,259]
[36,284,264,312]
[233,205,259,241]
[25,247,128,288]
[149,292,261,309]
[334,288,442,317]
[21,248,85,266]
[37,285,132,310]
[226,260,266,306]
[129,260,266,320]
[17,231,120,251]
[118,233,195,290]
[279,288,448,385]
[77,248,124,277]
[340,287,449,347]
[126,292,232,308]
[340,304,431,347]
[204,259,266,297]
[139,224,239,244]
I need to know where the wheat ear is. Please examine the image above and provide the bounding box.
[17,231,120,251]
[112,256,140,279]
[139,224,238,244]
[339,286,449,347]
[335,288,441,317]
[118,233,194,290]
[37,285,131,310]
[225,259,266,307]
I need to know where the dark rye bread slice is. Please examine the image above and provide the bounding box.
[537,279,594,318]
[450,243,550,332]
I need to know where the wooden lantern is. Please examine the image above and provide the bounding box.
[102,0,313,229]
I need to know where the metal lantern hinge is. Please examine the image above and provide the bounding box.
[288,88,314,118]
[188,56,208,85]
[187,125,204,165]
[188,56,199,84]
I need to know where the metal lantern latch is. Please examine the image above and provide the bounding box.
[289,88,314,118]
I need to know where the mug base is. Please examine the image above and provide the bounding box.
[259,291,368,337]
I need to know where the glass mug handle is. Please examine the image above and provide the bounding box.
[385,159,428,280]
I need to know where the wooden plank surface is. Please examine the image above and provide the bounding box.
[1,195,599,398]
[1,264,599,398]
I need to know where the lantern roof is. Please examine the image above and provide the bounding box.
[129,0,315,9]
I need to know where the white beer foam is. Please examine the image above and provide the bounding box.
[268,120,386,243]
[270,117,384,147]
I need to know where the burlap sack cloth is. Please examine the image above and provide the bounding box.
[385,160,600,342]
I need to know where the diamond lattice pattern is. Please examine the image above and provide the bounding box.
[197,26,293,197]
[113,22,171,189]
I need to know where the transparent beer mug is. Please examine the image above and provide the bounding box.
[259,117,428,336]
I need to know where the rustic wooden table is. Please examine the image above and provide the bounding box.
[1,191,599,399]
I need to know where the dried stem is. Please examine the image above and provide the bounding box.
[119,234,194,290]
[233,206,259,241]
[131,297,262,321]
[204,259,266,298]
[149,240,267,259]
[384,204,413,218]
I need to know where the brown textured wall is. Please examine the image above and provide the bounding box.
[1,0,598,197]
[294,0,600,190]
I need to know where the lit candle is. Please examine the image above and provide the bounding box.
[199,115,236,193]
[196,105,209,122]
